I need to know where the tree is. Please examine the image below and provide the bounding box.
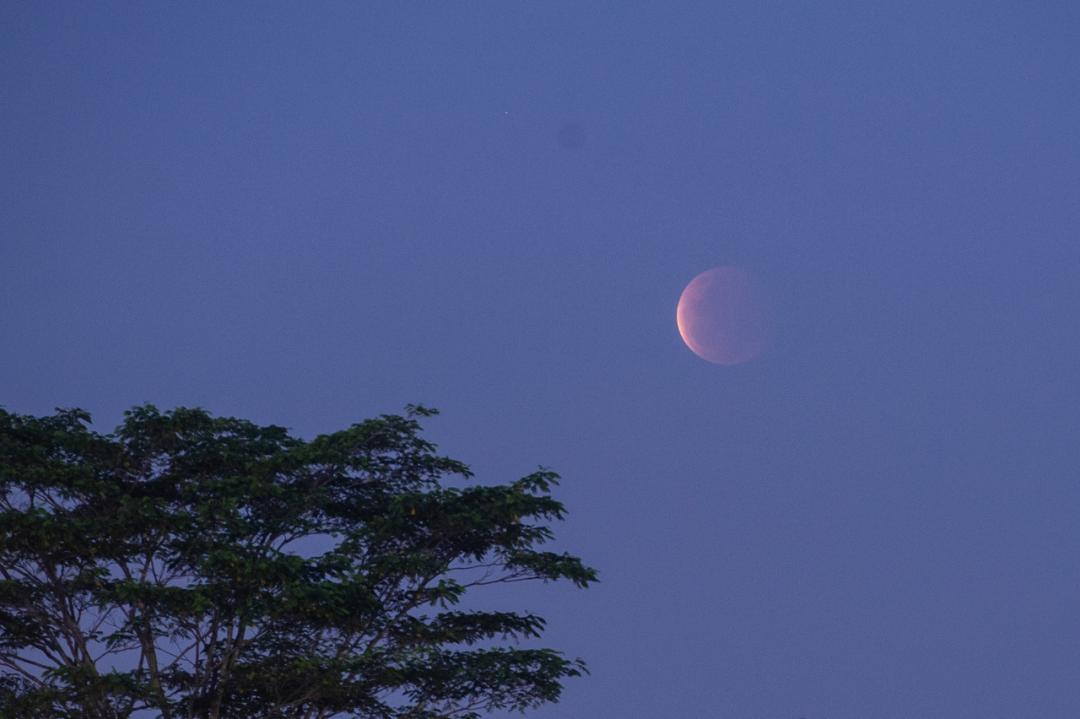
[0,404,596,719]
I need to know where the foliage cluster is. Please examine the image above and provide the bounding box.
[0,405,595,719]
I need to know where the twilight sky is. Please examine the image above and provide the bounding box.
[3,3,1080,717]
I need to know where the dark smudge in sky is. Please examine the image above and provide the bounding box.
[557,122,586,149]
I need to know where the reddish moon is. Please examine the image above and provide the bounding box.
[676,266,771,365]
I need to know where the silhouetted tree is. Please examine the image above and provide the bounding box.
[0,404,595,719]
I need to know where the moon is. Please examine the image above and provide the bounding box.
[676,266,771,365]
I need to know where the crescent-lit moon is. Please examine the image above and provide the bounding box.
[676,266,771,365]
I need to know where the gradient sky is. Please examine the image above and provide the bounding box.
[3,3,1080,717]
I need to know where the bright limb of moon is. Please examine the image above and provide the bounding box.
[676,266,771,365]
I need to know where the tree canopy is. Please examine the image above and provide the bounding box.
[0,404,596,719]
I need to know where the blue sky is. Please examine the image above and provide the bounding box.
[3,3,1080,717]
